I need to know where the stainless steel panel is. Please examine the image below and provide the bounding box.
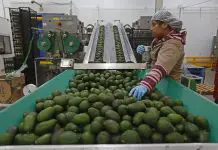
[74,63,147,70]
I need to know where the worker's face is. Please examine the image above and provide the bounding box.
[151,21,169,38]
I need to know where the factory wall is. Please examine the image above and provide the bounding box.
[163,0,218,56]
[0,0,217,58]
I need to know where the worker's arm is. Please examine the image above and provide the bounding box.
[140,39,184,91]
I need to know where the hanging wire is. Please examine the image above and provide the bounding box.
[182,0,212,8]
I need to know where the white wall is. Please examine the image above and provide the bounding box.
[8,0,155,26]
[163,0,218,56]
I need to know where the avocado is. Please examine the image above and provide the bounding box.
[69,82,77,88]
[149,92,160,100]
[142,100,154,107]
[59,131,80,144]
[173,106,188,117]
[164,99,174,107]
[194,116,209,130]
[112,100,123,109]
[111,135,121,144]
[88,107,100,119]
[144,110,160,127]
[18,122,25,133]
[15,133,38,145]
[105,110,120,122]
[137,124,152,139]
[183,133,192,143]
[81,132,95,144]
[122,115,132,122]
[35,119,57,135]
[197,130,209,143]
[53,95,68,106]
[153,101,164,110]
[83,124,91,132]
[65,112,76,122]
[68,97,83,106]
[99,93,114,105]
[92,102,104,110]
[71,88,79,93]
[165,132,184,143]
[56,113,68,125]
[35,133,52,145]
[91,120,102,134]
[0,133,14,145]
[36,98,45,103]
[133,112,146,125]
[36,102,44,112]
[53,105,64,114]
[96,131,110,144]
[79,100,90,112]
[80,90,89,98]
[88,94,99,103]
[160,106,175,116]
[73,113,90,125]
[128,101,146,115]
[23,112,37,133]
[157,119,175,134]
[78,83,86,91]
[52,90,62,97]
[175,124,184,133]
[118,105,128,116]
[184,122,200,138]
[104,120,120,134]
[173,100,183,106]
[120,120,132,132]
[101,105,113,116]
[82,75,89,82]
[167,113,183,125]
[114,89,125,99]
[37,107,55,122]
[186,113,195,123]
[94,116,105,123]
[151,132,163,143]
[120,130,141,144]
[43,100,55,109]
[67,106,79,113]
[64,123,80,132]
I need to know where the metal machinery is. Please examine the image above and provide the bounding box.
[35,14,86,86]
[83,22,137,64]
[37,14,84,59]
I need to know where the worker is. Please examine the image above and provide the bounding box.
[129,10,187,100]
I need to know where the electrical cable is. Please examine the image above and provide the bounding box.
[182,0,212,8]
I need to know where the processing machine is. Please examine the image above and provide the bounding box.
[37,14,84,60]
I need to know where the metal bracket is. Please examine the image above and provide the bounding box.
[60,58,74,68]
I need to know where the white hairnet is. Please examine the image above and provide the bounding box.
[151,10,183,32]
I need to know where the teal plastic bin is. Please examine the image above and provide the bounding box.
[0,69,218,143]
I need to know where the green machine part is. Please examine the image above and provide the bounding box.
[63,33,80,55]
[37,36,51,51]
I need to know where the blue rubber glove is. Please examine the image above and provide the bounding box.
[129,85,148,100]
[136,45,145,55]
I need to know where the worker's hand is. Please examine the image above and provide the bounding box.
[129,85,148,100]
[136,45,145,55]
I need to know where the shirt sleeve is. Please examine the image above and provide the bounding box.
[140,39,184,91]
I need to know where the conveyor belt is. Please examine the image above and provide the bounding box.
[83,22,137,63]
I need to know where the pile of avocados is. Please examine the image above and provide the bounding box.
[94,26,105,63]
[0,70,210,145]
[113,26,125,63]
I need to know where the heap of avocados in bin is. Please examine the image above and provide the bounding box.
[0,70,210,145]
